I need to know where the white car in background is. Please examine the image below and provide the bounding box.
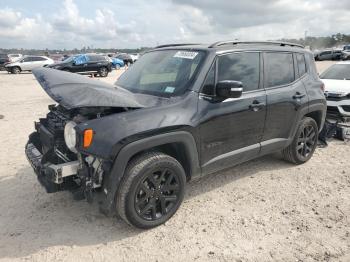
[130,53,140,62]
[320,61,350,138]
[8,54,23,62]
[5,55,54,74]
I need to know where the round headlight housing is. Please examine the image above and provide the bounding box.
[64,121,77,153]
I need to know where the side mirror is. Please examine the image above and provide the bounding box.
[216,80,243,99]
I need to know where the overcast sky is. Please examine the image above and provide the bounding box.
[0,0,349,49]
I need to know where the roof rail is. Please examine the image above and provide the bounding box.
[208,41,304,49]
[155,43,200,49]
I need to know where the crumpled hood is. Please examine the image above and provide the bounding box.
[32,67,146,110]
[322,79,350,96]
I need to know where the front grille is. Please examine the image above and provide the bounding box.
[36,105,77,163]
[327,97,345,101]
[327,106,340,114]
[326,93,350,101]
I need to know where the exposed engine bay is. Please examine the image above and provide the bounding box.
[25,104,127,201]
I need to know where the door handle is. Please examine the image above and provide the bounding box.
[249,100,265,112]
[293,92,306,99]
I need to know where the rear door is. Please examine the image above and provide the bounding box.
[261,52,308,154]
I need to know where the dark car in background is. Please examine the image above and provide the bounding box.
[114,53,133,66]
[314,50,343,61]
[0,54,10,70]
[48,54,112,77]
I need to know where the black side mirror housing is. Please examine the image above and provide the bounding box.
[216,80,243,99]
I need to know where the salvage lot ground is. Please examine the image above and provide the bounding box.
[0,61,349,261]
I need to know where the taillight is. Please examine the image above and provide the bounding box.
[83,129,94,148]
[321,82,325,92]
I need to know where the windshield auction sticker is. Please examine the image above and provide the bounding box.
[174,51,198,60]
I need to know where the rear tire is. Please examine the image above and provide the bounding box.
[282,117,318,164]
[116,152,186,229]
[98,67,108,77]
[11,66,21,74]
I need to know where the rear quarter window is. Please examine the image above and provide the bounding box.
[296,53,307,76]
[265,52,295,87]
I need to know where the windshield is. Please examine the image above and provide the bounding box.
[320,64,350,80]
[344,46,350,51]
[116,50,206,97]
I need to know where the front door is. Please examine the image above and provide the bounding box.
[198,52,266,175]
[20,57,33,70]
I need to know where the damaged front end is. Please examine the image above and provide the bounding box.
[25,68,145,201]
[25,105,123,201]
[324,92,350,140]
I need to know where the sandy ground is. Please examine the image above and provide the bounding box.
[0,61,349,262]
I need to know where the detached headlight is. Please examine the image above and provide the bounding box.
[64,121,77,153]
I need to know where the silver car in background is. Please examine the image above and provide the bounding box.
[5,55,54,74]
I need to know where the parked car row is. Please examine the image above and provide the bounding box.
[314,45,350,61]
[5,56,54,74]
[1,52,138,76]
[47,54,113,77]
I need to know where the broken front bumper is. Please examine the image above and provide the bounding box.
[25,132,80,193]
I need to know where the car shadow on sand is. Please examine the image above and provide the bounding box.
[0,153,293,259]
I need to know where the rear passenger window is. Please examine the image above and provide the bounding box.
[265,53,294,87]
[218,52,260,92]
[33,57,46,61]
[296,53,307,76]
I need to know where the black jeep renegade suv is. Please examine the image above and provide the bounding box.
[26,41,326,228]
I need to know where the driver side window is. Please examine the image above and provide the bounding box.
[218,52,260,92]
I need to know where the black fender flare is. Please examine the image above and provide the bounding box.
[99,131,201,216]
[308,102,327,131]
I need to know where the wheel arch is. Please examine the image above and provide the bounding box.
[99,131,201,216]
[305,110,322,129]
[306,103,326,132]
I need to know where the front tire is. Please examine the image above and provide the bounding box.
[11,66,21,74]
[98,67,108,77]
[116,152,186,229]
[282,117,318,164]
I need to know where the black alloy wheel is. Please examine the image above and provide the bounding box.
[116,152,186,229]
[134,167,181,221]
[282,117,319,164]
[296,124,317,160]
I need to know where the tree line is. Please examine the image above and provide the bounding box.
[1,33,350,55]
